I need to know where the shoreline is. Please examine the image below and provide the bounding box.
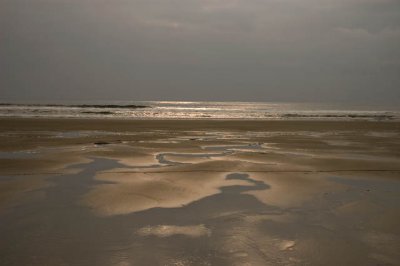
[1,116,400,131]
[0,116,398,122]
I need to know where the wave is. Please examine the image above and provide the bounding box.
[0,103,148,109]
[80,111,115,115]
[282,113,394,120]
[0,102,398,121]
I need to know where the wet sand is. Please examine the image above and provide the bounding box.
[0,117,399,265]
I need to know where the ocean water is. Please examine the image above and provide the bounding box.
[0,101,399,121]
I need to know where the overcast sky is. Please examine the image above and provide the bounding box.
[1,0,399,103]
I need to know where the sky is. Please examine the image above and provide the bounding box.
[1,0,399,104]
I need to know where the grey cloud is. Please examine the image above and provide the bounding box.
[1,0,399,103]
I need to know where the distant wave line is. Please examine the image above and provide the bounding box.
[0,103,149,109]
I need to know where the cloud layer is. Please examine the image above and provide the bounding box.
[1,0,399,103]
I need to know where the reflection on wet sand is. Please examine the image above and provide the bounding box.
[1,119,400,265]
[137,224,211,238]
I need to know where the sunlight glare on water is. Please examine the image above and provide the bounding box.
[0,101,398,120]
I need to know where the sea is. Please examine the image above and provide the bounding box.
[0,101,399,121]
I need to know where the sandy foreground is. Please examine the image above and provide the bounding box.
[0,118,399,266]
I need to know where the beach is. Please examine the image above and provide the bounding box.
[1,117,399,265]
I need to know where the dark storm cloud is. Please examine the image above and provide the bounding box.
[1,0,399,103]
